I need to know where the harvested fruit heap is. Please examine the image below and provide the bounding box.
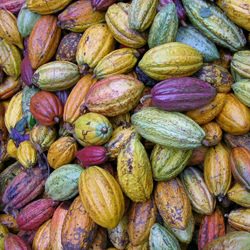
[0,0,250,249]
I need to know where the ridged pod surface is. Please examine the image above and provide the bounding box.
[180,167,215,215]
[150,144,192,181]
[84,75,144,117]
[224,133,250,151]
[231,50,250,80]
[182,0,246,51]
[0,39,21,79]
[127,196,157,246]
[17,141,37,169]
[227,183,250,208]
[128,0,158,32]
[4,234,31,250]
[186,93,226,125]
[28,15,61,69]
[198,208,225,250]
[0,77,21,100]
[79,166,125,229]
[117,135,153,202]
[154,178,192,230]
[58,0,105,32]
[27,0,73,14]
[105,3,147,48]
[216,94,250,135]
[131,107,205,149]
[204,143,231,199]
[232,80,250,107]
[0,0,25,14]
[228,209,250,232]
[62,196,97,250]
[138,42,203,80]
[47,137,77,169]
[202,122,223,147]
[32,61,80,91]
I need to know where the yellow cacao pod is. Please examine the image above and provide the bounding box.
[7,139,17,159]
[202,122,223,147]
[79,166,125,229]
[0,224,8,250]
[228,209,250,232]
[17,141,37,169]
[47,136,77,169]
[33,219,51,250]
[0,214,18,233]
[227,183,250,208]
[0,9,23,49]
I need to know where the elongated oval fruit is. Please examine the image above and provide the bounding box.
[117,135,153,202]
[198,208,225,250]
[151,77,216,111]
[94,48,140,79]
[74,113,113,146]
[105,3,147,48]
[84,75,144,117]
[30,91,63,126]
[47,137,77,169]
[148,3,178,49]
[0,77,21,100]
[0,0,25,14]
[150,144,192,181]
[129,0,158,32]
[217,0,250,31]
[45,164,83,201]
[28,15,61,69]
[17,6,41,38]
[232,80,250,107]
[216,94,250,135]
[224,133,250,151]
[204,143,231,200]
[79,166,125,229]
[0,39,21,79]
[139,42,203,80]
[61,196,97,249]
[202,122,222,147]
[180,167,215,215]
[231,50,250,80]
[227,183,250,208]
[149,223,181,250]
[17,141,37,169]
[76,23,115,72]
[230,147,250,189]
[27,0,73,14]
[176,25,219,62]
[131,107,205,149]
[32,61,80,91]
[127,196,157,246]
[186,93,226,125]
[4,234,30,250]
[182,0,246,51]
[0,9,23,49]
[228,209,250,232]
[58,0,105,32]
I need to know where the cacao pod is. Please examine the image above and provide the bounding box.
[0,224,8,250]
[4,234,31,250]
[21,55,34,86]
[6,139,17,159]
[17,141,37,169]
[228,208,250,232]
[187,146,208,166]
[0,103,7,141]
[91,227,108,250]
[202,122,222,147]
[224,133,250,151]
[91,0,116,11]
[232,80,250,107]
[0,214,18,233]
[231,50,250,80]
[227,183,250,208]
[0,0,25,14]
[0,77,20,100]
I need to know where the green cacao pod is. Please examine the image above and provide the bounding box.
[227,183,250,208]
[131,107,205,149]
[182,0,246,51]
[150,144,192,181]
[232,80,250,107]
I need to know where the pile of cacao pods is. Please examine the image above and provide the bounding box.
[0,0,250,249]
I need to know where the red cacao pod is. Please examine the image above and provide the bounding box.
[91,0,117,10]
[230,147,250,189]
[18,230,37,246]
[21,55,34,86]
[4,234,31,250]
[0,0,25,14]
[30,91,63,126]
[76,146,108,167]
[2,167,47,209]
[198,208,225,250]
[17,199,59,231]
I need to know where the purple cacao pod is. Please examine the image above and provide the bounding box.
[4,234,31,250]
[151,77,216,111]
[0,0,25,14]
[21,55,34,86]
[55,90,70,106]
[76,146,108,167]
[18,230,37,246]
[91,0,117,10]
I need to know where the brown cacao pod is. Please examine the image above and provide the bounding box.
[62,196,98,249]
[224,133,250,151]
[30,91,63,126]
[187,146,208,166]
[154,178,192,230]
[4,234,31,250]
[216,94,250,135]
[230,147,250,189]
[202,122,223,147]
[16,199,59,231]
[198,208,225,250]
[91,227,108,250]
[128,196,157,246]
[0,77,21,100]
[0,102,8,141]
[2,166,47,209]
[28,15,61,69]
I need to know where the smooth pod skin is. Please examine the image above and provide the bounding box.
[228,209,250,232]
[180,167,215,215]
[154,178,192,230]
[227,183,250,208]
[151,77,216,111]
[78,166,125,229]
[84,75,144,117]
[17,141,37,169]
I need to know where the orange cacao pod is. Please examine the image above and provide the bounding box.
[28,15,61,69]
[0,77,21,100]
[202,122,223,147]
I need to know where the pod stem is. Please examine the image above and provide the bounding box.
[54,117,60,124]
[140,94,152,104]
